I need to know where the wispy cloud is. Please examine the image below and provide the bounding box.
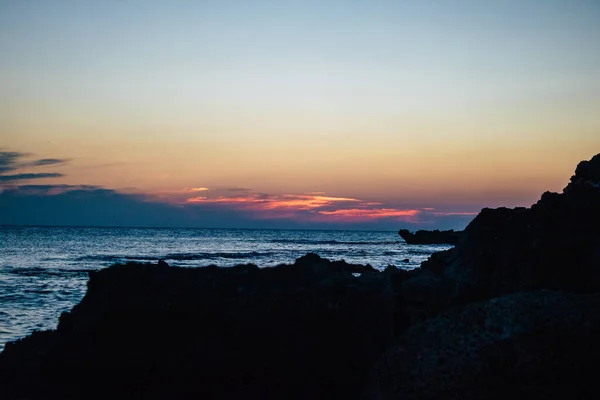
[22,158,68,167]
[0,151,27,174]
[182,191,481,226]
[0,151,67,183]
[226,188,252,192]
[0,172,64,182]
[188,196,208,202]
[318,208,419,219]
[8,184,105,195]
[187,194,360,210]
[185,192,421,222]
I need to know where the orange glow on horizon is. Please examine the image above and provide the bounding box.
[318,208,419,219]
[183,192,424,221]
[186,194,360,211]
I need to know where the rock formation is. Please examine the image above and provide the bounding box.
[398,229,462,245]
[368,290,600,400]
[369,152,600,398]
[0,254,409,400]
[415,153,600,304]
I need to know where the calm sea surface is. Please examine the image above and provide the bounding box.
[0,226,451,350]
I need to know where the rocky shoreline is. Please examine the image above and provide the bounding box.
[1,153,599,399]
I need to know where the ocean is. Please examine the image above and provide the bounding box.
[0,226,451,350]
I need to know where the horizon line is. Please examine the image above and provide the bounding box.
[0,223,406,233]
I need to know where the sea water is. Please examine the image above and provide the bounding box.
[0,226,451,350]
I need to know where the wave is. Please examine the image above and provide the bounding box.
[268,239,402,246]
[408,249,446,255]
[3,266,94,277]
[75,255,160,262]
[76,251,276,263]
[165,251,274,261]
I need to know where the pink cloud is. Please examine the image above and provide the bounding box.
[318,208,419,220]
[187,196,208,202]
[183,192,423,222]
[186,194,360,211]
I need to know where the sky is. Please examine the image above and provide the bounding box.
[1,0,599,230]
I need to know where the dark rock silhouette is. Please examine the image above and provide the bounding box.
[157,258,168,267]
[369,152,600,398]
[565,152,600,192]
[0,254,412,400]
[1,153,600,399]
[398,228,462,244]
[368,290,600,400]
[414,153,600,305]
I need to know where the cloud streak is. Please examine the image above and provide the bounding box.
[318,208,419,219]
[23,158,68,167]
[186,192,421,222]
[0,151,26,174]
[181,191,481,227]
[0,151,67,183]
[0,173,64,182]
[187,194,360,210]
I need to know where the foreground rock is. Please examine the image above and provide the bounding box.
[368,290,600,400]
[0,254,411,400]
[368,152,600,398]
[398,229,462,245]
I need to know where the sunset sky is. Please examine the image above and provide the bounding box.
[1,0,599,229]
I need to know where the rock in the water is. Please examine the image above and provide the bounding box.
[398,229,462,245]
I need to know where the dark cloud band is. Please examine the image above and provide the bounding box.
[0,173,64,182]
[0,151,67,182]
[0,151,27,174]
[26,158,68,167]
